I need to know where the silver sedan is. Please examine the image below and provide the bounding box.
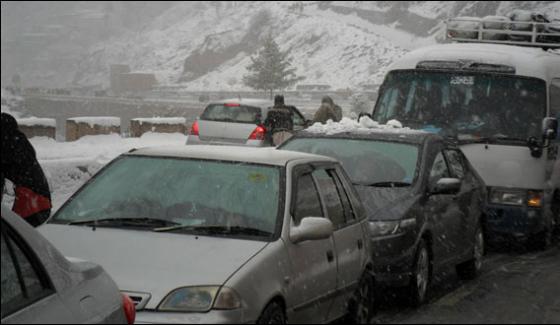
[1,206,134,324]
[39,145,375,324]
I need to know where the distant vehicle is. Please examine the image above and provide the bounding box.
[1,206,134,324]
[280,130,487,306]
[186,98,310,147]
[369,17,560,249]
[39,146,375,324]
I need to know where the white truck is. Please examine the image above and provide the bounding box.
[370,17,560,249]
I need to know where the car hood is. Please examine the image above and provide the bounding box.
[354,186,416,221]
[38,224,268,309]
[461,143,547,189]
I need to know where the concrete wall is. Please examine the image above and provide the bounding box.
[66,120,121,142]
[130,120,187,137]
[18,125,56,139]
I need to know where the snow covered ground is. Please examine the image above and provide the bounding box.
[26,133,187,211]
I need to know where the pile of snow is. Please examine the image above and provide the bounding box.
[305,117,426,135]
[29,132,187,210]
[132,117,186,125]
[16,118,57,128]
[68,116,121,127]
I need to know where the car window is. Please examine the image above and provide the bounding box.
[312,169,345,228]
[289,107,305,127]
[1,226,51,318]
[201,104,262,124]
[329,169,356,223]
[430,152,451,186]
[551,79,560,120]
[293,173,324,225]
[445,150,465,179]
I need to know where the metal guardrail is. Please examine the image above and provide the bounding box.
[446,17,560,48]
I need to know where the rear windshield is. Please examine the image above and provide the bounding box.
[201,104,263,124]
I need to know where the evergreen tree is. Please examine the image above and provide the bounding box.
[243,35,304,98]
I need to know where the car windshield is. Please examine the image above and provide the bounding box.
[201,104,262,124]
[52,156,281,238]
[282,138,419,186]
[373,70,547,141]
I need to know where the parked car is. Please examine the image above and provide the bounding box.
[279,129,487,306]
[39,145,375,324]
[1,206,134,324]
[186,98,310,147]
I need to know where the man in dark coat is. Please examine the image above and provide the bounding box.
[264,95,294,146]
[313,96,342,124]
[1,113,52,227]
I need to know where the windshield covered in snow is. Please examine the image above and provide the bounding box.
[373,70,547,142]
[282,138,419,186]
[201,104,263,124]
[52,156,281,238]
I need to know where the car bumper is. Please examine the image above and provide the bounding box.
[186,135,267,147]
[485,204,546,239]
[135,309,251,324]
[370,232,416,287]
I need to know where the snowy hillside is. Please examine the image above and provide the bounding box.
[3,1,560,90]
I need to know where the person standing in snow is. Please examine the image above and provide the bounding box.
[264,95,294,146]
[1,112,52,227]
[313,96,342,124]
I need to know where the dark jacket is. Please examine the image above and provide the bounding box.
[314,96,342,124]
[1,113,51,227]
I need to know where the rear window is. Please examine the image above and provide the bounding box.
[201,104,262,124]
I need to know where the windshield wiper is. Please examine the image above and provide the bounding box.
[154,225,273,237]
[68,217,180,228]
[354,181,412,188]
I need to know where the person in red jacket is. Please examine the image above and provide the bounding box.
[1,113,51,227]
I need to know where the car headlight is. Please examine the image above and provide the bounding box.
[158,286,241,312]
[369,219,416,237]
[489,189,525,206]
[527,191,543,208]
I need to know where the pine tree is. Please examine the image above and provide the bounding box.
[243,35,304,98]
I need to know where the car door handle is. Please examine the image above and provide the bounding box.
[326,250,334,263]
[357,239,364,250]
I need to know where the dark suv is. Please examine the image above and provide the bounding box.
[279,129,487,306]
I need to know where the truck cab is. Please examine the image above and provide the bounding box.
[371,17,560,249]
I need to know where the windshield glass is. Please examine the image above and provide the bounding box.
[53,156,281,238]
[373,70,547,141]
[201,104,263,124]
[282,138,419,185]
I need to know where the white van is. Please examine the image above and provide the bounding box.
[370,17,560,249]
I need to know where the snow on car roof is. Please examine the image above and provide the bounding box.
[304,117,429,137]
[127,145,337,166]
[388,43,560,81]
[213,98,273,107]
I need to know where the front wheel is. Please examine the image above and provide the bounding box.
[347,272,375,324]
[407,239,430,307]
[456,226,485,280]
[257,302,286,324]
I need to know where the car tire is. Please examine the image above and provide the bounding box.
[408,239,430,307]
[456,225,485,280]
[257,301,286,324]
[347,272,376,324]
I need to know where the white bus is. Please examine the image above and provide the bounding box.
[370,17,560,249]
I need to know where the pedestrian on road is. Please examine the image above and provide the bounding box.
[1,112,52,227]
[313,96,343,124]
[264,95,294,146]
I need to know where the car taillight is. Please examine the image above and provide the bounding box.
[248,125,266,140]
[122,294,136,325]
[190,120,199,136]
[224,103,240,107]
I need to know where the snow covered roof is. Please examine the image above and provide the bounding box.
[304,117,429,137]
[127,145,336,167]
[213,98,273,108]
[387,43,560,82]
[17,118,56,128]
[68,117,121,127]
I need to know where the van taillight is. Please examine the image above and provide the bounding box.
[249,125,267,140]
[122,294,136,325]
[190,121,199,136]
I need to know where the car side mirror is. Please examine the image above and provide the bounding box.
[290,217,333,244]
[430,178,462,196]
[542,117,558,140]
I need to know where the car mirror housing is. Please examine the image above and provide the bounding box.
[290,217,333,244]
[430,178,462,196]
[542,117,558,140]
